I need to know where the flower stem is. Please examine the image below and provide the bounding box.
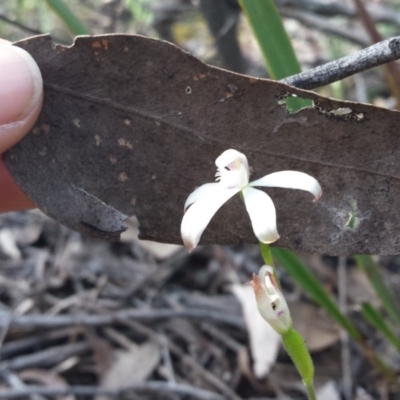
[259,242,274,266]
[259,242,280,286]
[305,383,317,400]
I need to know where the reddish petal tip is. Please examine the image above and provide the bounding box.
[313,191,322,203]
[184,240,195,253]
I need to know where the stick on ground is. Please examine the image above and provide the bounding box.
[282,36,400,90]
[0,383,225,400]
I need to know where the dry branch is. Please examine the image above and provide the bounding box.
[0,342,89,372]
[0,308,245,330]
[280,8,369,47]
[282,36,400,89]
[0,382,225,400]
[0,15,43,36]
[277,0,400,25]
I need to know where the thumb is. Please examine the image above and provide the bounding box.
[0,42,43,212]
[0,42,43,153]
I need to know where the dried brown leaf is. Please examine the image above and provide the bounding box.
[290,302,340,352]
[6,34,400,255]
[96,341,160,400]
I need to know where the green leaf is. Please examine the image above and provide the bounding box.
[361,303,400,351]
[355,255,400,327]
[45,0,89,36]
[272,248,361,340]
[238,0,300,79]
[238,0,311,111]
[282,328,315,399]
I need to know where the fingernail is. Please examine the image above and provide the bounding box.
[0,44,43,126]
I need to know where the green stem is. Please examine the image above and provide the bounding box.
[259,242,274,266]
[306,383,317,400]
[259,242,280,287]
[282,328,315,400]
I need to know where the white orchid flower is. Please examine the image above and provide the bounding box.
[181,149,322,252]
[251,265,292,334]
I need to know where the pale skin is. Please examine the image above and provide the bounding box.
[0,39,43,212]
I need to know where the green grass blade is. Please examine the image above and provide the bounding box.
[272,248,361,340]
[45,0,89,36]
[355,255,400,327]
[361,303,400,351]
[238,0,300,79]
[238,0,310,111]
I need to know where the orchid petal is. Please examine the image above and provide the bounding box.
[242,187,280,243]
[184,183,220,211]
[249,171,322,201]
[181,187,239,252]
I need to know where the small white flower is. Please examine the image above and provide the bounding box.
[181,149,322,252]
[251,265,292,334]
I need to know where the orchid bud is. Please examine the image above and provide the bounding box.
[251,265,292,334]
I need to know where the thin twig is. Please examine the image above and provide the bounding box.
[0,308,245,330]
[1,371,48,400]
[159,333,176,383]
[90,306,244,400]
[280,8,369,47]
[0,14,68,44]
[0,327,83,358]
[281,36,400,89]
[0,342,89,372]
[354,0,400,105]
[0,15,43,36]
[200,322,243,352]
[277,0,400,25]
[167,336,243,400]
[0,382,225,400]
